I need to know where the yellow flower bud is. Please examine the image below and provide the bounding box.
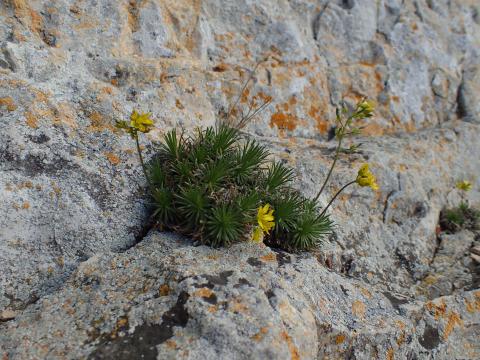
[356,164,379,191]
[356,99,375,118]
[456,180,472,192]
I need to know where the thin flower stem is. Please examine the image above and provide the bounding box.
[135,134,153,189]
[313,125,346,203]
[225,59,264,126]
[317,180,356,219]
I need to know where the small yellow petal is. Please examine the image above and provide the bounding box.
[252,227,264,243]
[456,180,472,192]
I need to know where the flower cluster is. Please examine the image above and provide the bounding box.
[354,99,375,118]
[356,164,379,190]
[116,110,154,138]
[456,180,472,192]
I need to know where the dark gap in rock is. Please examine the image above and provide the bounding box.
[202,293,217,304]
[201,271,234,286]
[265,289,275,299]
[382,190,395,223]
[327,126,337,141]
[40,30,57,47]
[192,281,215,289]
[28,133,50,144]
[382,291,410,310]
[119,217,157,253]
[456,72,467,119]
[0,48,16,71]
[88,292,189,360]
[233,278,252,288]
[418,325,440,350]
[271,248,292,267]
[340,257,353,275]
[247,257,264,267]
[340,0,355,10]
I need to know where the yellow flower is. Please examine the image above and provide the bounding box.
[356,164,379,190]
[130,110,154,133]
[456,180,472,192]
[356,99,375,118]
[257,203,275,234]
[251,226,264,243]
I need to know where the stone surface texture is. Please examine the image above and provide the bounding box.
[0,0,479,359]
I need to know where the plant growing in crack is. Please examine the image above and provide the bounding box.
[116,69,379,251]
[440,180,479,233]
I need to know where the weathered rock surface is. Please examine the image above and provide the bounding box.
[1,0,480,358]
[1,233,480,359]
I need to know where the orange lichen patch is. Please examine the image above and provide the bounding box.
[442,311,463,340]
[308,105,329,134]
[52,103,77,128]
[207,305,218,313]
[395,320,406,330]
[105,152,120,165]
[165,339,177,350]
[426,300,447,320]
[335,334,346,344]
[0,97,17,111]
[396,331,406,346]
[212,63,229,72]
[21,201,30,209]
[126,0,141,32]
[253,92,273,104]
[251,327,269,342]
[403,121,416,133]
[270,112,298,131]
[351,300,366,318]
[87,112,114,132]
[194,287,214,298]
[17,181,33,189]
[374,71,384,90]
[281,331,300,360]
[102,86,113,95]
[25,112,38,128]
[109,316,129,339]
[175,99,185,110]
[9,0,41,33]
[260,253,277,262]
[358,61,376,68]
[229,299,249,314]
[28,9,43,33]
[465,294,480,313]
[361,122,385,136]
[159,284,170,296]
[387,348,394,360]
[240,88,250,104]
[360,288,372,299]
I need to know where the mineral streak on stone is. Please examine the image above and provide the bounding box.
[0,0,480,359]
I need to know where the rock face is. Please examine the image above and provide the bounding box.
[2,233,480,360]
[0,0,479,359]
